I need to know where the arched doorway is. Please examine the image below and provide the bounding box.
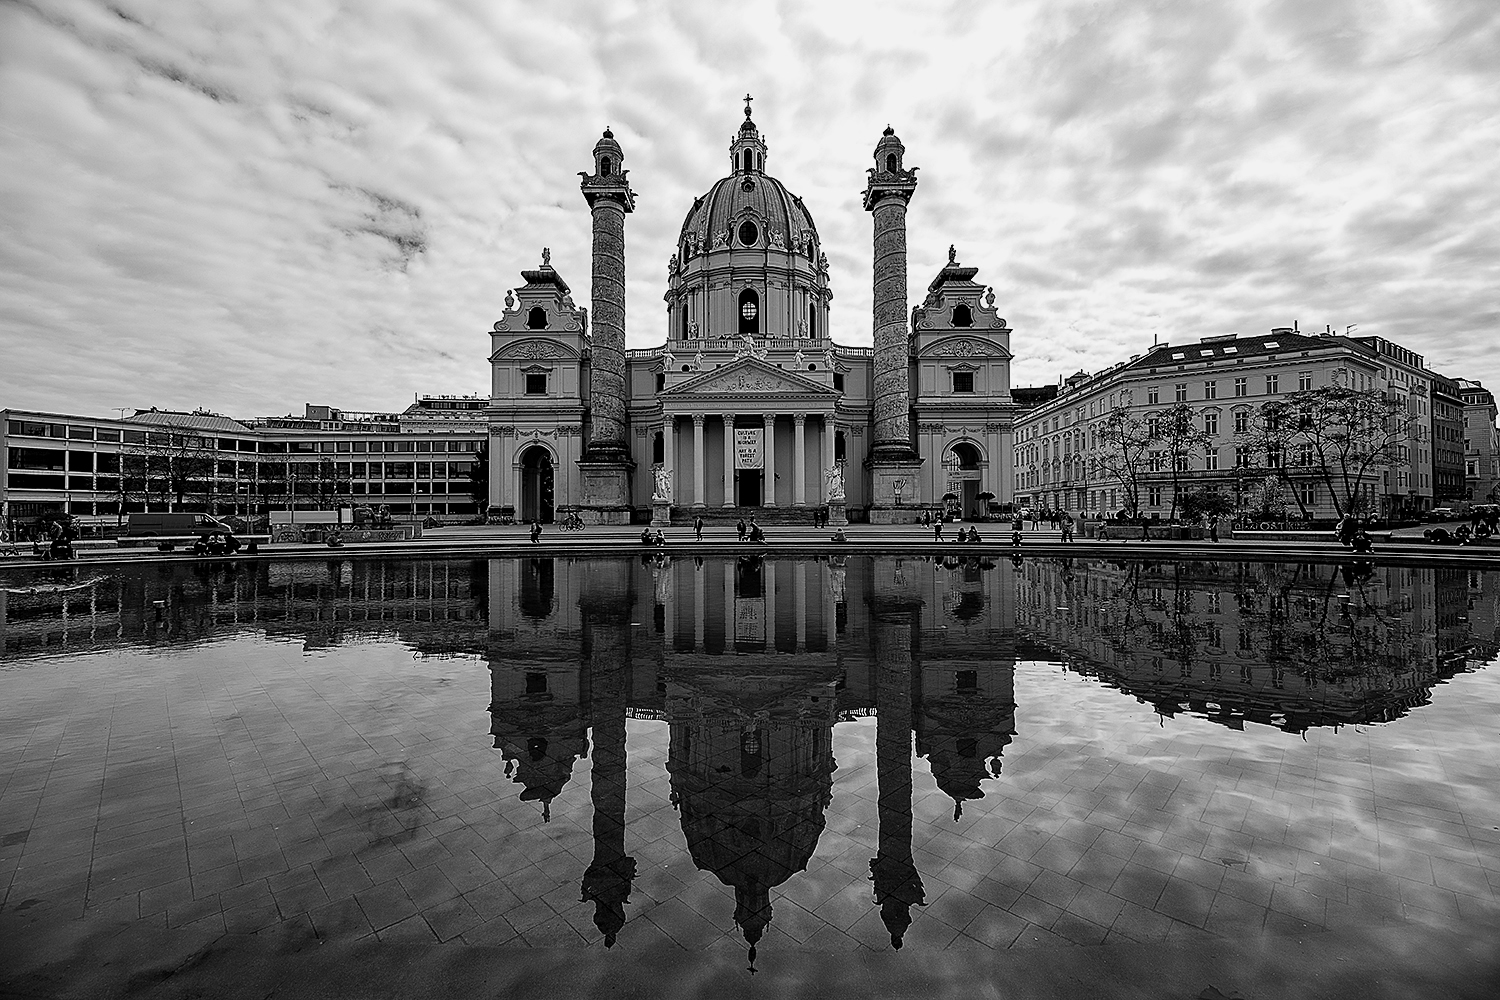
[520,446,554,523]
[946,442,984,520]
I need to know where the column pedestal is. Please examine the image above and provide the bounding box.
[650,500,672,527]
[578,456,635,525]
[827,499,848,527]
[865,457,925,524]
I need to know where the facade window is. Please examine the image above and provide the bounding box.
[1148,387,1160,404]
[952,304,973,327]
[1204,380,1217,399]
[1266,446,1282,469]
[1203,412,1218,436]
[1148,450,1164,472]
[1175,383,1188,402]
[1296,443,1314,466]
[1148,486,1162,506]
[738,288,760,335]
[952,371,975,393]
[1297,482,1317,507]
[1266,374,1279,394]
[833,372,844,392]
[1234,377,1247,397]
[1205,448,1219,471]
[1298,372,1313,391]
[738,220,759,246]
[1234,410,1249,434]
[525,373,548,395]
[526,307,547,330]
[1235,445,1252,468]
[807,302,817,339]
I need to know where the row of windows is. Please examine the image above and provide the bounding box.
[4,474,474,496]
[6,422,481,454]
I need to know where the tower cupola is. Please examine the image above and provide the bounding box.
[729,94,768,175]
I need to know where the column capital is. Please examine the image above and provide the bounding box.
[691,412,706,426]
[793,413,807,426]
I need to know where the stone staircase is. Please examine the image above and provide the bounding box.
[665,506,822,526]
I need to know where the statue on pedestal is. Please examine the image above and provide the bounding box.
[824,463,846,502]
[652,465,674,503]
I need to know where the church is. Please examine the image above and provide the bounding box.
[486,101,1019,524]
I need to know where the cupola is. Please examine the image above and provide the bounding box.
[729,94,768,174]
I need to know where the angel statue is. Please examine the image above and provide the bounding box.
[822,346,835,370]
[652,465,674,502]
[794,348,806,368]
[824,463,846,501]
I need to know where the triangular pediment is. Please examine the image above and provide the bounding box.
[661,356,839,398]
[917,336,1011,360]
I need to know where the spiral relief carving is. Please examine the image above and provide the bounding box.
[871,199,912,453]
[587,203,628,450]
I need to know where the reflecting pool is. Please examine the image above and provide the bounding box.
[2,555,1499,995]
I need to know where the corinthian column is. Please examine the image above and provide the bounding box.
[577,127,638,523]
[862,127,924,523]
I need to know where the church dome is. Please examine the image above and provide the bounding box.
[678,172,820,253]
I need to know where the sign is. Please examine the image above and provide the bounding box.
[735,597,765,643]
[734,427,763,469]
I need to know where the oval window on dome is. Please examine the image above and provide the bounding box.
[738,221,759,247]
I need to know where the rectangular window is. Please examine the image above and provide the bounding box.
[350,462,367,477]
[1175,383,1188,402]
[1148,486,1162,506]
[96,453,120,474]
[416,462,431,479]
[1235,445,1252,468]
[833,372,845,392]
[385,462,414,479]
[951,371,975,393]
[97,429,121,443]
[1298,372,1313,391]
[1266,374,1279,394]
[1148,450,1164,472]
[1203,380,1217,399]
[68,426,94,441]
[1203,412,1218,436]
[1148,387,1160,404]
[67,451,94,472]
[1205,448,1219,471]
[1297,482,1317,507]
[526,373,548,395]
[1234,410,1249,434]
[8,447,67,471]
[1234,377,1247,397]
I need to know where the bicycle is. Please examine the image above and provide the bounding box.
[560,512,585,531]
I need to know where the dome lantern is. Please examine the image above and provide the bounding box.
[729,93,768,175]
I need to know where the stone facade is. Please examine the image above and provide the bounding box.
[484,109,1019,523]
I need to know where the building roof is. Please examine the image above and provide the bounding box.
[1011,386,1059,408]
[1118,330,1350,374]
[678,170,818,249]
[125,408,254,434]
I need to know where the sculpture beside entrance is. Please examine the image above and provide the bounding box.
[824,463,845,502]
[651,465,674,503]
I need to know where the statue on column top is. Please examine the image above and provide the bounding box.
[542,247,552,267]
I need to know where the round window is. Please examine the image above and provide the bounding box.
[738,221,759,246]
[741,300,758,321]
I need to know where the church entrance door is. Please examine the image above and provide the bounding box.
[737,471,762,507]
[520,446,554,523]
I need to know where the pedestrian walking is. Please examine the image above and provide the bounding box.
[736,517,747,541]
[1209,514,1219,543]
[694,515,704,542]
[933,521,943,541]
[530,520,542,544]
[1060,513,1074,542]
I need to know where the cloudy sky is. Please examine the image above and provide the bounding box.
[2,0,1498,419]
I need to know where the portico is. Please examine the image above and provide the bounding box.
[656,357,840,512]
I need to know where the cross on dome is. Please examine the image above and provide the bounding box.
[743,93,753,118]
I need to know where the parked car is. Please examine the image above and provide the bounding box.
[1429,508,1460,521]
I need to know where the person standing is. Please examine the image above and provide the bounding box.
[1060,513,1074,542]
[1208,513,1220,543]
[933,520,943,542]
[530,520,542,544]
[694,515,704,541]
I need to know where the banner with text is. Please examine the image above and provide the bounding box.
[734,427,764,469]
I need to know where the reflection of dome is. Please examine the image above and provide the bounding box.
[678,173,819,251]
[490,716,586,821]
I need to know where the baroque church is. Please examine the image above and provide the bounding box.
[486,100,1018,524]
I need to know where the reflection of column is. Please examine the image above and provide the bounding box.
[870,600,924,949]
[692,414,706,508]
[694,563,705,651]
[724,563,736,652]
[722,415,735,508]
[794,561,807,651]
[793,414,807,506]
[765,560,777,649]
[581,606,635,947]
[763,415,778,507]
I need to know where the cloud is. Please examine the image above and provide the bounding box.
[1,0,1498,421]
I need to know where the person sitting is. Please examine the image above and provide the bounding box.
[641,528,654,545]
[967,527,982,543]
[652,529,667,546]
[223,532,241,555]
[326,529,344,548]
[831,528,847,543]
[748,523,766,543]
[1455,523,1473,545]
[192,534,211,556]
[1351,530,1373,553]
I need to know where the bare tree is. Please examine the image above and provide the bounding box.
[1238,386,1413,518]
[1097,407,1152,517]
[121,430,216,511]
[1154,402,1211,521]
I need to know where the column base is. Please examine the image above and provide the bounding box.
[865,456,925,523]
[577,458,635,525]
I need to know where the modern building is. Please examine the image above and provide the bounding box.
[485,107,1018,525]
[1,398,486,526]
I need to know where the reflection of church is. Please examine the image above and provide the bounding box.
[484,554,1021,959]
[486,100,1018,525]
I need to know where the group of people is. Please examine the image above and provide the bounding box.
[1334,515,1375,552]
[191,532,242,557]
[639,527,669,546]
[734,518,768,543]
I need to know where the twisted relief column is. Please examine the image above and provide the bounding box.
[862,127,924,523]
[577,128,637,523]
